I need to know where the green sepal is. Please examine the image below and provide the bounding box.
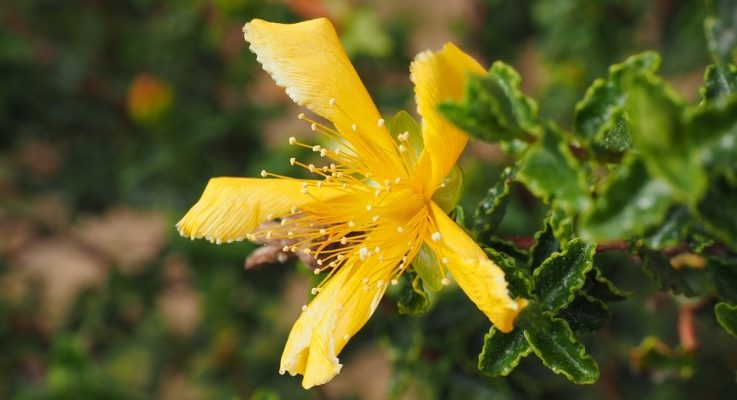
[411,243,443,292]
[558,294,611,333]
[517,304,600,384]
[696,174,737,250]
[438,61,541,143]
[485,247,533,298]
[583,266,630,302]
[432,165,464,213]
[580,158,674,242]
[517,125,590,213]
[472,166,515,242]
[701,63,737,102]
[642,205,691,250]
[715,302,737,338]
[388,110,423,155]
[397,270,431,316]
[641,250,710,297]
[574,52,660,160]
[533,239,596,312]
[625,73,706,203]
[478,327,531,377]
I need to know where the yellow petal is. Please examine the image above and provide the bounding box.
[281,257,393,388]
[243,18,403,176]
[176,177,340,243]
[411,43,485,191]
[427,201,526,332]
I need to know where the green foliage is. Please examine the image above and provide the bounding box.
[715,302,737,338]
[397,270,431,316]
[478,328,531,377]
[533,239,595,312]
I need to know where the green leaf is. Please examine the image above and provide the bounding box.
[696,174,737,249]
[432,165,464,213]
[439,61,541,143]
[642,205,691,250]
[583,266,629,302]
[558,294,611,333]
[517,126,590,213]
[473,166,515,242]
[412,243,443,292]
[625,73,706,203]
[487,238,529,264]
[701,63,737,101]
[641,250,710,297]
[574,52,660,159]
[478,328,531,377]
[710,258,737,303]
[687,95,737,174]
[705,1,737,63]
[397,271,430,315]
[630,336,695,379]
[715,302,737,338]
[580,158,675,242]
[485,247,533,298]
[518,306,599,384]
[533,239,596,311]
[528,219,560,271]
[548,206,575,247]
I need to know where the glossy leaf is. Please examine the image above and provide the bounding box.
[580,158,674,242]
[641,250,710,297]
[528,219,560,271]
[472,166,515,242]
[696,174,737,249]
[558,294,611,333]
[478,328,531,377]
[626,73,706,203]
[439,61,540,143]
[715,302,737,338]
[642,205,691,250]
[533,239,595,312]
[518,306,599,384]
[397,270,430,315]
[705,2,737,63]
[687,95,737,174]
[710,258,737,304]
[517,126,589,213]
[583,266,629,302]
[701,63,737,101]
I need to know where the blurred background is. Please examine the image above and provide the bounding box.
[1,0,734,399]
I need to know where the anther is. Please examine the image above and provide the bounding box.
[397,226,405,233]
[308,164,315,172]
[377,118,385,127]
[320,149,327,157]
[431,232,442,242]
[377,280,384,287]
[297,113,306,120]
[289,136,297,144]
[290,157,296,166]
[374,246,381,253]
[359,247,369,260]
[441,257,449,264]
[395,177,401,184]
[441,277,450,286]
[313,268,320,275]
[288,231,294,237]
[391,279,398,286]
[303,249,311,255]
[340,237,348,245]
[260,170,267,177]
[366,205,373,211]
[329,98,336,106]
[372,215,380,222]
[302,305,308,311]
[351,124,357,131]
[319,228,327,234]
[399,144,407,153]
[348,221,355,227]
[312,145,321,152]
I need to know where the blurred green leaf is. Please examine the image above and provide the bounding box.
[472,166,515,242]
[342,8,393,58]
[518,306,599,384]
[631,336,695,379]
[478,328,531,377]
[641,250,710,297]
[533,239,595,312]
[696,174,737,249]
[705,0,737,63]
[580,158,674,242]
[642,206,691,250]
[439,61,540,143]
[701,63,737,101]
[397,270,431,315]
[710,258,737,303]
[715,302,737,338]
[558,294,611,333]
[517,126,589,212]
[583,266,630,302]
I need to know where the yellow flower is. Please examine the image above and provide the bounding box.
[177,18,527,389]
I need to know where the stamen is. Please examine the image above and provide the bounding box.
[431,232,442,242]
[289,136,297,144]
[329,98,336,106]
[377,118,385,127]
[289,157,296,166]
[260,170,267,177]
[397,226,405,233]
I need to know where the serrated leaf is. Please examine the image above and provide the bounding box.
[412,243,443,292]
[696,174,737,249]
[641,250,710,297]
[478,327,531,377]
[548,206,574,247]
[533,239,596,311]
[574,52,660,159]
[528,219,560,271]
[642,206,691,250]
[715,302,737,338]
[584,266,629,302]
[701,63,737,101]
[518,307,599,384]
[397,271,430,315]
[580,158,674,242]
[710,258,737,303]
[439,61,540,143]
[473,166,515,242]
[517,126,590,213]
[558,294,611,333]
[626,73,706,203]
[705,1,737,63]
[485,247,533,298]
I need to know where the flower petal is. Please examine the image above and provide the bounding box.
[280,257,394,388]
[427,201,526,332]
[176,177,341,243]
[243,18,402,176]
[411,43,485,190]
